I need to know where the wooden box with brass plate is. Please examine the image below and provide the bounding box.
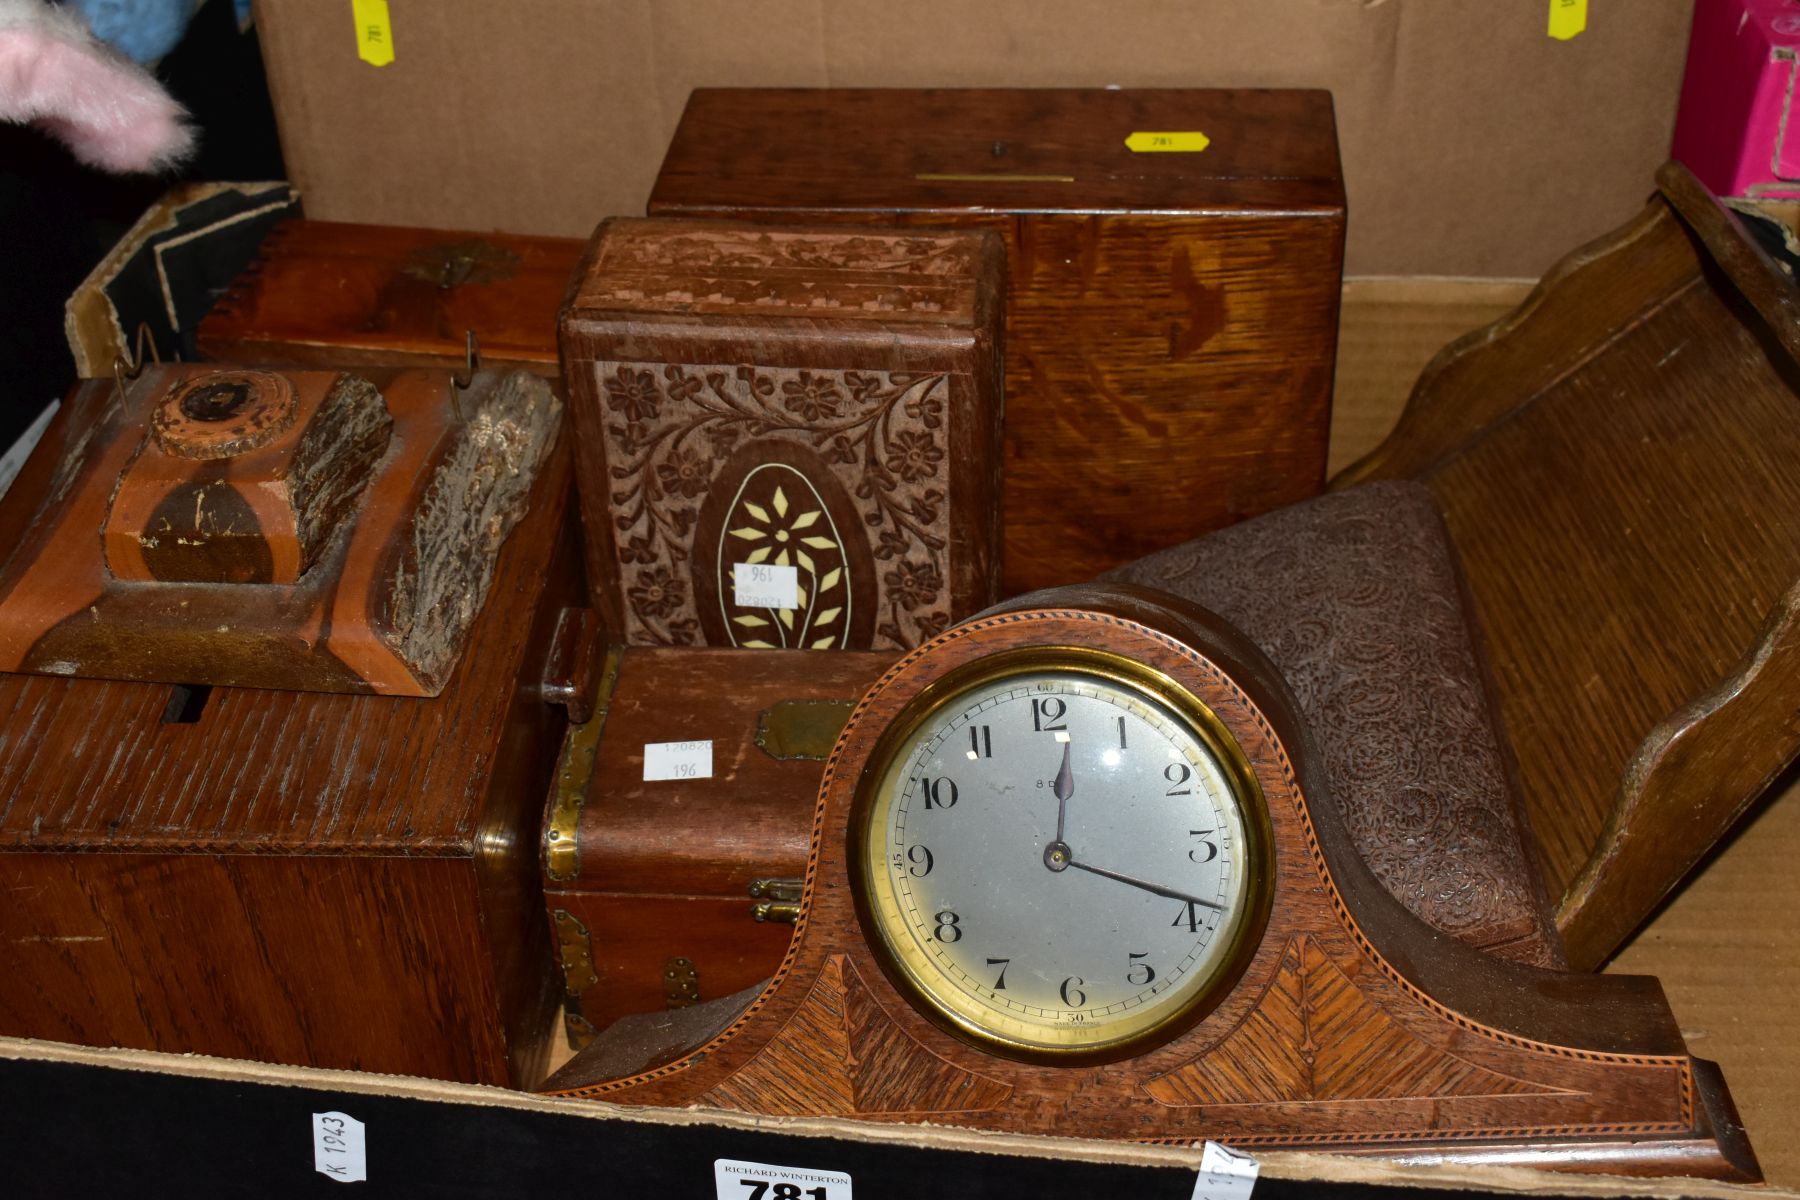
[547,585,1755,1180]
[558,217,1005,649]
[0,361,583,1088]
[542,647,894,1044]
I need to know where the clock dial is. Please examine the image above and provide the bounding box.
[853,650,1271,1060]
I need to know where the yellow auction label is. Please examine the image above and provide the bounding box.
[1124,131,1211,154]
[353,0,395,66]
[1548,0,1587,41]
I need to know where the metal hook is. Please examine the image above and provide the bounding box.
[450,329,480,421]
[111,323,162,407]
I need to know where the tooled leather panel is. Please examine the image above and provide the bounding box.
[1104,481,1565,968]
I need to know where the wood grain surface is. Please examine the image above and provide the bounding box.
[0,434,581,1087]
[1337,164,1800,968]
[546,586,1752,1179]
[197,219,582,374]
[648,88,1346,594]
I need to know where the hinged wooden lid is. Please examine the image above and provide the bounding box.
[548,647,894,895]
[650,88,1345,216]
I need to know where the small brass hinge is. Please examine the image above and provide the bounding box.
[552,908,599,996]
[748,877,804,924]
[664,956,701,1008]
[563,1009,597,1052]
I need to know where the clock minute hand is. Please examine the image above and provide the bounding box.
[1064,856,1226,911]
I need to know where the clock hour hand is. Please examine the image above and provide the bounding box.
[1064,856,1226,911]
[1053,740,1073,842]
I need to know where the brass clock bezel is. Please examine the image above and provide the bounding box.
[848,643,1276,1065]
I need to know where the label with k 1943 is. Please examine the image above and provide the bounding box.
[714,1158,851,1200]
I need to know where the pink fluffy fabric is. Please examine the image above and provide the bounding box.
[0,0,194,172]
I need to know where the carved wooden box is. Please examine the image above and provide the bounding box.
[559,218,1004,649]
[543,647,893,1042]
[0,367,582,1088]
[649,88,1346,594]
[198,219,584,376]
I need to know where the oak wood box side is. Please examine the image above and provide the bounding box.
[0,423,582,1088]
[559,219,1004,650]
[648,88,1347,593]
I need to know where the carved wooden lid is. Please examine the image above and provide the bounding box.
[569,218,993,324]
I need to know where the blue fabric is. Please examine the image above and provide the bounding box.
[65,0,205,65]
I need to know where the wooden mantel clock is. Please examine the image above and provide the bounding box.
[546,585,1757,1180]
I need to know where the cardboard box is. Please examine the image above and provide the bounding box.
[255,0,1695,278]
[21,270,1800,1190]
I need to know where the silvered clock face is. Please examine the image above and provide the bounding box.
[854,655,1269,1059]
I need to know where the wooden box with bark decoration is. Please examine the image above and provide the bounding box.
[559,217,1005,650]
[0,364,582,1088]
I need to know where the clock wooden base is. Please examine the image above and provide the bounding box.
[546,587,1757,1180]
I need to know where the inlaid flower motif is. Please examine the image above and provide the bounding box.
[780,371,845,421]
[655,445,711,499]
[726,480,847,650]
[884,559,943,608]
[628,566,684,618]
[886,430,942,483]
[604,366,660,422]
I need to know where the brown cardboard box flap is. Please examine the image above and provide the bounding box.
[254,0,1694,278]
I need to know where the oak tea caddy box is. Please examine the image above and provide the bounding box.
[648,87,1347,594]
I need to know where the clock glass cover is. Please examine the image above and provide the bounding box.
[852,648,1272,1060]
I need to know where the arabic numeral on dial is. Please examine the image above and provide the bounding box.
[1126,951,1156,985]
[921,776,958,809]
[1171,900,1207,933]
[1031,697,1067,732]
[1188,829,1220,863]
[934,910,962,942]
[906,844,933,877]
[1060,976,1087,1007]
[1164,761,1193,795]
[987,957,1010,990]
[969,724,993,758]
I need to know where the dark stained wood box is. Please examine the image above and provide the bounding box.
[649,88,1347,594]
[543,647,893,1041]
[197,219,584,375]
[0,377,584,1088]
[559,217,1005,649]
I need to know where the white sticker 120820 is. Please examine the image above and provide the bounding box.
[1192,1140,1258,1200]
[643,739,713,782]
[733,562,800,609]
[312,1111,367,1183]
[715,1158,851,1200]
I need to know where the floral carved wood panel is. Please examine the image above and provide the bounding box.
[601,360,957,650]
